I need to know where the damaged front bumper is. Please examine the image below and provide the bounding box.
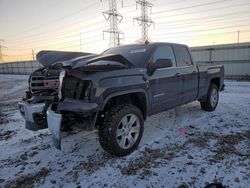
[18,101,62,149]
[18,101,47,131]
[47,99,98,150]
[19,98,98,150]
[47,106,62,149]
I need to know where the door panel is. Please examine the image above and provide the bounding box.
[173,45,199,104]
[147,45,183,114]
[180,66,198,103]
[149,68,182,114]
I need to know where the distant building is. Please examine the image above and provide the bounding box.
[191,42,250,79]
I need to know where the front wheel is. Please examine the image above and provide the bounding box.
[98,104,144,157]
[200,83,219,111]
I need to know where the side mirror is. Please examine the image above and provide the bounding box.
[149,58,173,72]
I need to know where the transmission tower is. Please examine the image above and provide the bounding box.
[134,0,154,42]
[102,0,124,47]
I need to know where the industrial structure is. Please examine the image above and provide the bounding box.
[191,42,250,79]
[134,0,154,42]
[102,0,154,46]
[102,0,124,47]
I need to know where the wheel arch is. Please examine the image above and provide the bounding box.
[100,89,148,120]
[210,77,221,89]
[199,77,221,102]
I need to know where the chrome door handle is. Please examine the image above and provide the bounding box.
[175,73,182,77]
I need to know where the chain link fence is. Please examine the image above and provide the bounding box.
[0,61,42,75]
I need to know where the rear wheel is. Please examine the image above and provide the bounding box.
[98,104,144,157]
[200,83,219,111]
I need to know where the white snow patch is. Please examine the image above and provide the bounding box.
[0,75,249,188]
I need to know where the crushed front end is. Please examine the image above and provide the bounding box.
[45,70,99,149]
[19,67,99,149]
[19,68,60,131]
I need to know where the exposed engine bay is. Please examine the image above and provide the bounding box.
[21,50,98,134]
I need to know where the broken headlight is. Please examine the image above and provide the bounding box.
[62,76,92,100]
[82,80,92,100]
[58,70,66,100]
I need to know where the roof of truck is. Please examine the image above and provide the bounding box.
[118,42,189,48]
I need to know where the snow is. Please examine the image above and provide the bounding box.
[0,74,249,188]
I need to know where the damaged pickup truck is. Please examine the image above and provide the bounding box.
[19,42,224,156]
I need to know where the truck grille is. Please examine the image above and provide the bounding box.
[63,76,91,99]
[30,75,59,94]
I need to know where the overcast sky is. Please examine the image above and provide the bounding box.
[0,0,250,62]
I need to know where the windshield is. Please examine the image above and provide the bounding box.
[102,44,153,67]
[86,60,125,67]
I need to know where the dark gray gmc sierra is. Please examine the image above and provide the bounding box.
[19,42,224,156]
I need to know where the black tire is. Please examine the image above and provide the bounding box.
[200,83,219,112]
[98,104,144,157]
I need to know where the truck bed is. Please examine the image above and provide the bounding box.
[197,63,224,100]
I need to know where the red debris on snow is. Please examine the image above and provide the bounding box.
[179,129,188,134]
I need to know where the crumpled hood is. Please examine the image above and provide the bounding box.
[36,50,97,68]
[36,50,134,70]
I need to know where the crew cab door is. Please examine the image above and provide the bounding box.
[173,45,199,104]
[148,45,182,114]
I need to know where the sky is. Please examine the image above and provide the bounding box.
[0,0,250,62]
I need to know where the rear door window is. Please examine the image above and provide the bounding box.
[174,46,192,67]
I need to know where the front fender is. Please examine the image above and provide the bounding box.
[100,89,149,117]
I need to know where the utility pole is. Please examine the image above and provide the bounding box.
[134,0,154,42]
[80,33,82,51]
[237,31,240,44]
[0,39,6,63]
[102,0,124,47]
[0,45,3,63]
[32,49,35,61]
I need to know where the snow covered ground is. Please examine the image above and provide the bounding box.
[0,74,249,188]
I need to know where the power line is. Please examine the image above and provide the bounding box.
[6,1,248,44]
[6,4,138,42]
[9,27,106,49]
[120,2,250,24]
[6,26,108,49]
[152,0,232,14]
[6,19,107,43]
[156,15,250,29]
[125,29,250,41]
[4,1,100,39]
[151,24,250,36]
[153,2,250,20]
[150,30,250,40]
[155,10,250,26]
[5,31,106,52]
[7,37,103,52]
